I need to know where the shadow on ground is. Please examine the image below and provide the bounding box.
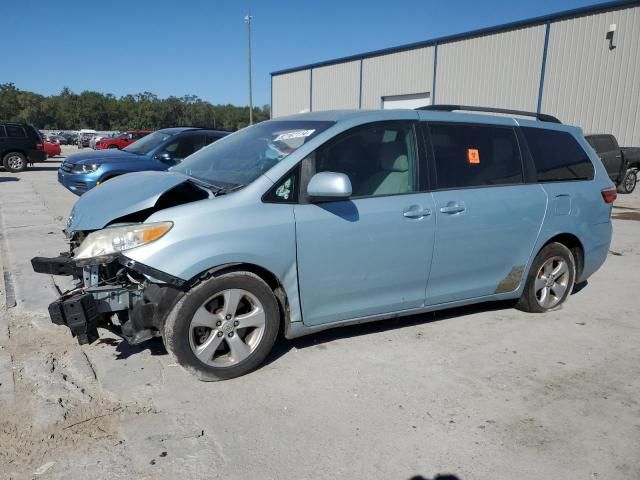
[0,176,19,182]
[28,165,62,172]
[410,475,461,480]
[96,280,592,365]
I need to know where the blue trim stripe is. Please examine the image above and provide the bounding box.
[271,0,639,76]
[537,21,551,113]
[432,43,438,105]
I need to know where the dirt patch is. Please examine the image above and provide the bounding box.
[0,310,156,479]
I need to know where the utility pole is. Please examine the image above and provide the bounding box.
[244,13,254,125]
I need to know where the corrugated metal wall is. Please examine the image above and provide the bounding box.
[312,61,361,110]
[542,6,640,145]
[361,47,434,109]
[435,25,546,111]
[271,69,310,118]
[272,4,640,145]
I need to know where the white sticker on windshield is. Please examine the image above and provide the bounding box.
[274,129,315,142]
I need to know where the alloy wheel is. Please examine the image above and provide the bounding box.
[534,256,570,309]
[7,155,24,170]
[188,288,266,367]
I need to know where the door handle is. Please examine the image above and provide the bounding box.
[403,205,432,219]
[439,203,466,214]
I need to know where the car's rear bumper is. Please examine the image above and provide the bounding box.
[29,151,47,163]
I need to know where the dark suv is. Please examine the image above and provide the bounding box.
[0,122,46,172]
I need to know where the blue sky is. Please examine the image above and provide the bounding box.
[1,0,601,106]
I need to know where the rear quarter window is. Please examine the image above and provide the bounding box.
[428,123,524,190]
[6,125,27,138]
[522,127,594,182]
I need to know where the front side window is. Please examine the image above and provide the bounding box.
[6,125,27,138]
[162,135,206,161]
[522,127,594,182]
[315,122,417,197]
[172,120,333,188]
[428,123,523,190]
[124,131,172,155]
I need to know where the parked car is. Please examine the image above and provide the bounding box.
[32,107,615,381]
[89,134,109,150]
[96,130,152,150]
[58,127,227,195]
[47,134,67,145]
[585,134,639,194]
[77,129,97,148]
[44,141,62,158]
[61,132,78,145]
[0,122,47,172]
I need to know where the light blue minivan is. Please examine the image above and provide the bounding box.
[32,106,616,380]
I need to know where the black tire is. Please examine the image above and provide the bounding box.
[516,242,576,313]
[164,271,280,381]
[617,169,637,194]
[2,152,28,172]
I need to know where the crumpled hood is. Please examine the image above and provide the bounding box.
[63,149,140,165]
[67,170,192,231]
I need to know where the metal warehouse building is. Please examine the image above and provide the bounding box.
[270,0,640,145]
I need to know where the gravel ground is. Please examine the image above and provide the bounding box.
[1,146,639,479]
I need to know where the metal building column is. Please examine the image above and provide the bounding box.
[358,59,364,109]
[309,68,313,112]
[537,21,551,113]
[432,43,438,105]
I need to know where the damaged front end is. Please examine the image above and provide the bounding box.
[30,171,211,346]
[32,248,185,346]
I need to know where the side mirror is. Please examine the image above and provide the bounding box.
[307,172,352,202]
[155,152,173,162]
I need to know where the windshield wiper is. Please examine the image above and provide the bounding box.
[214,184,246,196]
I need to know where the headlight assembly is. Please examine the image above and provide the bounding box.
[71,163,99,174]
[74,222,173,262]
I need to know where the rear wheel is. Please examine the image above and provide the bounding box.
[164,271,280,381]
[3,152,27,172]
[617,169,637,194]
[516,242,576,313]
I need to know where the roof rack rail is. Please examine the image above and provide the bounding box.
[416,104,561,124]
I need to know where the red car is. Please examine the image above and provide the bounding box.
[95,130,152,150]
[44,141,61,158]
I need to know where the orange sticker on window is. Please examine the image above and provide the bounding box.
[467,148,480,164]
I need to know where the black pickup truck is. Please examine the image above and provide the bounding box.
[585,134,639,194]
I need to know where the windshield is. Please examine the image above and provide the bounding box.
[124,131,172,155]
[172,120,333,186]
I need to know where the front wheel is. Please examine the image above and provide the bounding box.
[617,169,637,194]
[516,242,576,313]
[164,271,280,381]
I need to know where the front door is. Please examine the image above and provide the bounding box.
[423,122,547,305]
[294,121,436,326]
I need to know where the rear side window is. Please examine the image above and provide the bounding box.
[6,125,27,138]
[522,127,594,182]
[428,123,523,190]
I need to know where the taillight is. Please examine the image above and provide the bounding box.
[36,142,43,151]
[601,186,617,204]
